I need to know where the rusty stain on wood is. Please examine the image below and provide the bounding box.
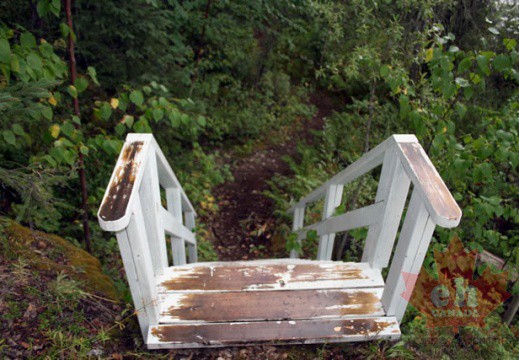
[160,264,365,291]
[99,141,143,222]
[163,289,382,322]
[150,318,395,344]
[399,142,461,222]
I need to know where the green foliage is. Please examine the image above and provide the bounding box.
[401,314,518,358]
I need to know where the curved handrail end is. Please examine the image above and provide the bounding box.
[97,137,151,232]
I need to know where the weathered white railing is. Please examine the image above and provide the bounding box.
[97,133,197,337]
[288,134,462,322]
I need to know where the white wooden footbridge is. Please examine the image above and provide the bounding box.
[98,133,461,349]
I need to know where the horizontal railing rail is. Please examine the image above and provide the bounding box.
[288,134,462,322]
[97,133,197,338]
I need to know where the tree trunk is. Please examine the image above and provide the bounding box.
[65,0,92,253]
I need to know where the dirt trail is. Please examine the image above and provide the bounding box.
[204,93,336,261]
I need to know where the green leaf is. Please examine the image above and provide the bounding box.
[50,0,60,16]
[455,103,467,118]
[476,54,489,74]
[115,123,126,136]
[95,102,112,121]
[122,115,134,128]
[455,77,470,87]
[129,90,144,106]
[87,66,99,85]
[20,32,36,48]
[79,145,89,155]
[62,149,75,165]
[42,106,53,120]
[75,78,89,93]
[0,38,11,64]
[152,108,164,122]
[169,111,180,127]
[36,0,50,17]
[503,38,517,51]
[425,48,434,62]
[463,86,474,100]
[379,65,390,78]
[61,121,75,138]
[67,85,78,98]
[133,117,151,132]
[71,115,81,125]
[493,54,510,72]
[59,22,70,37]
[197,116,207,127]
[27,53,43,72]
[180,113,190,125]
[12,124,24,136]
[458,57,472,73]
[10,54,20,72]
[3,130,16,146]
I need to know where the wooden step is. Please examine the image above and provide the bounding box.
[155,259,384,292]
[147,317,401,349]
[149,259,395,349]
[158,288,385,323]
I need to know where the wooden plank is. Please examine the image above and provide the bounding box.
[139,150,169,274]
[165,187,186,266]
[317,185,343,260]
[382,190,436,322]
[290,207,305,258]
[115,229,150,339]
[184,211,198,263]
[166,187,183,220]
[147,317,401,349]
[156,261,384,293]
[160,207,196,245]
[296,202,384,240]
[158,288,385,323]
[117,200,160,338]
[396,142,461,228]
[362,148,410,269]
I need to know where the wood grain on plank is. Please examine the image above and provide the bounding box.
[159,288,384,323]
[156,261,384,292]
[99,141,144,222]
[148,317,400,349]
[397,142,461,227]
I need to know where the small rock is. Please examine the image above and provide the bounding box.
[88,348,103,357]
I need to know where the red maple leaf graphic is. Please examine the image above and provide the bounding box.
[402,234,511,332]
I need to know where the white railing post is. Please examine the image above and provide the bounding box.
[166,187,186,266]
[362,147,411,269]
[184,211,197,263]
[381,190,436,322]
[317,184,343,260]
[139,148,168,275]
[289,207,305,258]
[115,198,159,338]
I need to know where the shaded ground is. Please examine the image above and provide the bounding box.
[204,93,336,261]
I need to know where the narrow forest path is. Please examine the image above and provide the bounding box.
[203,93,336,261]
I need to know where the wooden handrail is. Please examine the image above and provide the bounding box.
[287,134,461,228]
[395,140,461,228]
[98,134,196,232]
